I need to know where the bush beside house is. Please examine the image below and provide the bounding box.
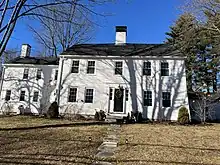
[178,106,190,125]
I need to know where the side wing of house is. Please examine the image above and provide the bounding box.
[0,64,58,115]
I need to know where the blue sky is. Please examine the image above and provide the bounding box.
[7,0,183,54]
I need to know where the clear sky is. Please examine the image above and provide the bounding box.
[7,0,183,54]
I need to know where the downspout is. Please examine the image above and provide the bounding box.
[56,57,64,109]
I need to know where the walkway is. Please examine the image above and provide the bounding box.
[92,124,121,165]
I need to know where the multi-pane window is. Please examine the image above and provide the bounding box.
[143,91,152,106]
[33,91,39,102]
[162,92,171,107]
[68,88,77,102]
[36,69,42,79]
[85,89,94,103]
[143,62,151,76]
[125,89,129,101]
[161,62,169,76]
[5,90,11,101]
[115,61,123,75]
[109,88,113,100]
[20,91,25,101]
[87,61,95,74]
[54,70,58,80]
[71,60,79,73]
[23,69,29,79]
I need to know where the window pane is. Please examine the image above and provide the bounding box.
[125,89,129,101]
[161,62,169,76]
[115,62,123,75]
[144,91,152,106]
[162,92,171,107]
[115,68,122,75]
[87,61,95,74]
[143,62,151,76]
[116,62,122,67]
[33,91,39,102]
[71,61,79,73]
[20,91,25,101]
[54,70,58,80]
[68,88,77,102]
[36,69,42,79]
[5,90,11,101]
[85,89,94,103]
[23,69,29,79]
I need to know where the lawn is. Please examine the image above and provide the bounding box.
[0,116,108,165]
[0,115,87,129]
[114,124,220,165]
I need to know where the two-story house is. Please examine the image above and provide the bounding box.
[0,26,189,121]
[0,44,59,115]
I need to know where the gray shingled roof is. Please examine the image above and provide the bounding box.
[6,56,59,65]
[61,43,182,57]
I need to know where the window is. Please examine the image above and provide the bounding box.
[71,60,79,73]
[162,92,171,107]
[143,62,151,76]
[87,61,95,74]
[33,91,39,102]
[144,91,152,106]
[68,88,77,102]
[109,88,113,100]
[161,62,169,76]
[85,89,94,103]
[54,70,58,80]
[36,69,42,79]
[115,61,123,75]
[125,89,129,101]
[23,69,29,79]
[20,91,25,101]
[5,90,11,101]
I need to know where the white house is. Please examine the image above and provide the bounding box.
[0,44,59,115]
[0,26,189,121]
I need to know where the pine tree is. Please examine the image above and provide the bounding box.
[166,13,199,91]
[166,13,219,93]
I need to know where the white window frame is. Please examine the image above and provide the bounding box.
[71,60,80,74]
[114,61,123,75]
[68,87,78,102]
[84,88,95,103]
[86,60,96,74]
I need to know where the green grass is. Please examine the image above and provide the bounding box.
[114,124,220,165]
[0,116,108,164]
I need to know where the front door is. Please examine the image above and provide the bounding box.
[113,88,124,112]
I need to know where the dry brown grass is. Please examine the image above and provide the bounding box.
[0,115,85,129]
[114,124,220,165]
[0,116,108,164]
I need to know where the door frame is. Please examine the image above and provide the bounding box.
[108,86,127,114]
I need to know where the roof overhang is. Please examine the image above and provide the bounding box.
[59,54,186,60]
[3,63,59,67]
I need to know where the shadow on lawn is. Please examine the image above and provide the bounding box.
[0,153,96,165]
[114,159,220,165]
[120,142,220,152]
[1,152,219,165]
[0,121,117,131]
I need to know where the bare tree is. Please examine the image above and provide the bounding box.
[0,0,113,56]
[183,0,220,34]
[29,2,93,57]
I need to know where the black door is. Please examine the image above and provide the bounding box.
[114,88,124,112]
